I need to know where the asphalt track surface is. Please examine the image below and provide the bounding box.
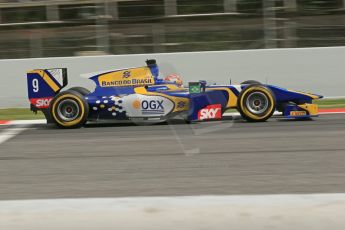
[0,114,344,200]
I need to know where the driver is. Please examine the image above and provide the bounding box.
[164,74,183,87]
[146,59,183,87]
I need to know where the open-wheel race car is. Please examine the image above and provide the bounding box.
[26,59,323,128]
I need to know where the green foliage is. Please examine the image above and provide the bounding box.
[118,0,164,18]
[2,7,46,23]
[177,0,223,14]
[0,0,344,59]
[0,108,45,120]
[315,98,345,108]
[237,0,263,14]
[297,0,343,11]
[59,4,96,20]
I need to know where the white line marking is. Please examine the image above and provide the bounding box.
[224,111,345,116]
[0,119,46,126]
[9,119,46,125]
[0,111,344,127]
[223,111,282,117]
[1,194,345,230]
[0,126,29,145]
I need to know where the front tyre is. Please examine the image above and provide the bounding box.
[50,91,89,128]
[237,85,276,122]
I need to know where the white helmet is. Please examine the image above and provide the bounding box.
[164,74,183,87]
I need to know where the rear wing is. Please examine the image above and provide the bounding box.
[27,68,68,111]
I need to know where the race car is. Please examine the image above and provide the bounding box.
[26,59,323,128]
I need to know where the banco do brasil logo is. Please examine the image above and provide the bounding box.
[123,71,131,78]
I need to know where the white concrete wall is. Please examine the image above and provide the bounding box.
[2,194,345,230]
[0,46,344,108]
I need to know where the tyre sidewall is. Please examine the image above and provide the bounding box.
[237,85,276,122]
[50,91,89,128]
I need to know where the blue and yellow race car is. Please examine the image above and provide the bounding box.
[26,59,322,128]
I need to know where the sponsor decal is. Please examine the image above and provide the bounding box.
[122,95,174,117]
[177,101,186,108]
[290,111,307,116]
[141,100,164,114]
[123,70,131,78]
[101,78,153,87]
[30,97,53,109]
[132,100,141,109]
[98,67,155,87]
[132,99,164,114]
[198,104,222,120]
[189,82,201,94]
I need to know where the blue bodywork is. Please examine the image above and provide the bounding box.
[84,83,322,121]
[27,60,323,124]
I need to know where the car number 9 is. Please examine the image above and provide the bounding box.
[32,79,39,92]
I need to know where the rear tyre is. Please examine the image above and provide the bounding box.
[50,91,89,128]
[237,85,276,122]
[241,80,262,85]
[68,87,91,96]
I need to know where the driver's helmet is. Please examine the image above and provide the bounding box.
[164,74,183,87]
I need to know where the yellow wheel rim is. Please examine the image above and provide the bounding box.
[52,94,85,127]
[240,86,275,120]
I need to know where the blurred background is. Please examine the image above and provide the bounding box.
[0,0,344,59]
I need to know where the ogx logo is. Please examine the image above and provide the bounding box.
[141,100,164,114]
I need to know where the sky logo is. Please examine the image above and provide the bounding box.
[198,104,222,120]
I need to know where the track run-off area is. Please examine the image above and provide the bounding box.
[1,113,345,229]
[0,113,344,200]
